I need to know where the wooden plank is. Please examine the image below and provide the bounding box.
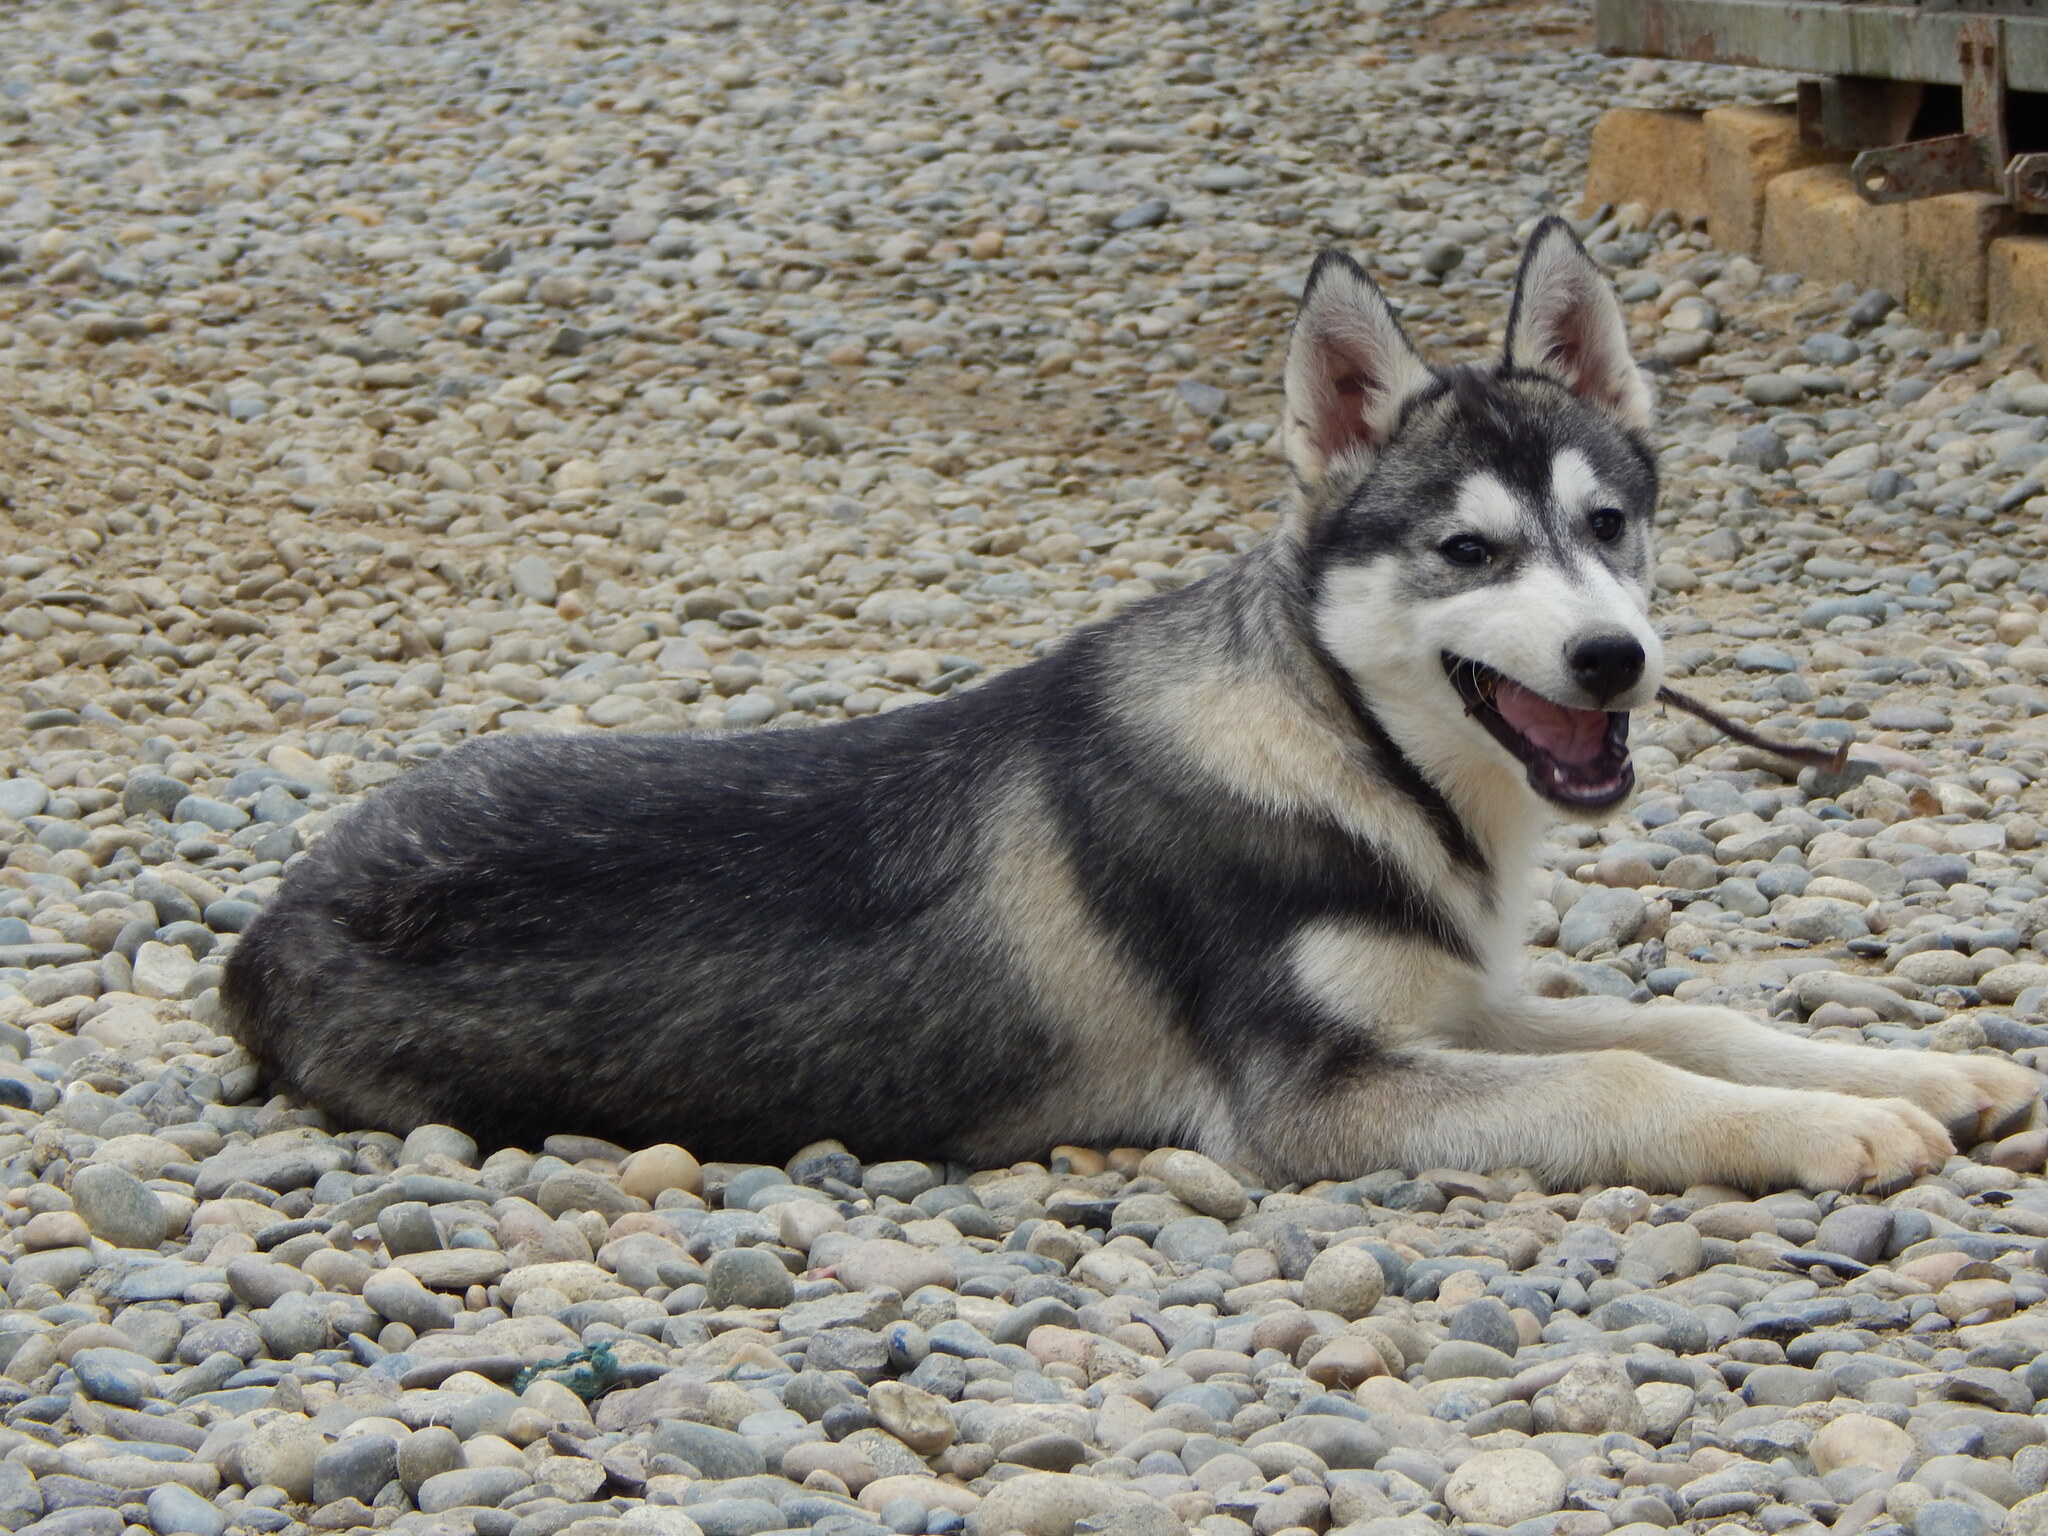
[1597,0,2048,93]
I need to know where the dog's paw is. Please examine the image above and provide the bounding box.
[1887,1054,2040,1143]
[1772,1094,1954,1193]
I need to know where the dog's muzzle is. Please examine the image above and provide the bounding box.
[1444,652,1634,810]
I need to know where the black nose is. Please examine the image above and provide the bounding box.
[1568,634,1645,705]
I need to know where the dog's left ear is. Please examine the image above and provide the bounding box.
[1504,216,1652,432]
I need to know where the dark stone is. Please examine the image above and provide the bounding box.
[1446,1296,1519,1355]
[1110,199,1170,231]
[646,1421,765,1480]
[314,1433,400,1506]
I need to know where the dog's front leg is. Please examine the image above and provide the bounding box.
[1235,1042,1952,1193]
[1460,993,2039,1144]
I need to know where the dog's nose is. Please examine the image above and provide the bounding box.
[1568,634,1645,705]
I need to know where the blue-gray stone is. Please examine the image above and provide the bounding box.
[0,943,92,969]
[1740,1296,1853,1338]
[1729,426,1787,471]
[1867,704,1951,732]
[249,784,306,825]
[993,1297,1078,1348]
[0,1461,40,1528]
[257,1292,332,1358]
[314,1434,399,1507]
[686,1500,785,1536]
[146,1485,224,1536]
[105,1262,225,1305]
[1916,1502,1993,1536]
[34,822,87,853]
[904,1351,968,1400]
[17,1511,122,1536]
[171,796,248,832]
[1558,887,1646,956]
[203,900,261,933]
[649,1422,766,1480]
[861,1160,936,1201]
[1802,333,1860,367]
[1801,594,1888,627]
[1733,646,1797,674]
[1595,1294,1710,1352]
[1446,1297,1519,1355]
[69,1349,153,1408]
[1899,855,1971,888]
[121,775,188,820]
[707,1247,794,1310]
[0,780,48,819]
[133,875,201,927]
[879,1498,928,1536]
[1110,198,1170,231]
[927,1320,994,1359]
[417,1466,530,1513]
[804,1327,888,1380]
[1420,1339,1513,1380]
[1254,1414,1386,1469]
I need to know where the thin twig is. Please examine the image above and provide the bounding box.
[1656,685,1850,775]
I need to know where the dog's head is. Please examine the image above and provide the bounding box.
[1282,216,1660,819]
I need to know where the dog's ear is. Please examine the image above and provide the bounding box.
[1503,216,1651,431]
[1282,250,1433,487]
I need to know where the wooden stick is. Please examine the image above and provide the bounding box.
[1655,685,1850,774]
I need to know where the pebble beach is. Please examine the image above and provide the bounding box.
[0,5,2047,1536]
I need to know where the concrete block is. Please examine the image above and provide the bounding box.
[1905,193,2016,335]
[1582,109,1708,224]
[1703,105,1835,259]
[1761,163,1907,298]
[1991,236,2048,358]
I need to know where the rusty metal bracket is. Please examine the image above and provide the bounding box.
[1851,15,2010,203]
[2009,151,2048,214]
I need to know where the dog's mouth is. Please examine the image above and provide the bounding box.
[1443,653,1633,810]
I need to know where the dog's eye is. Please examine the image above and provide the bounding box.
[1439,535,1491,567]
[1588,509,1626,543]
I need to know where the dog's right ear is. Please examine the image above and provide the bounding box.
[1282,250,1433,489]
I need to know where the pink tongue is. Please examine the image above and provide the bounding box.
[1495,680,1609,766]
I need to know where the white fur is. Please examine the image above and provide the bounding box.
[1282,256,1434,488]
[1451,472,1522,545]
[1506,225,1652,429]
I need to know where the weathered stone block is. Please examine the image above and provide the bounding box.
[1582,108,1708,224]
[1906,192,2016,333]
[1704,105,1835,258]
[1761,163,1907,298]
[1991,236,2048,357]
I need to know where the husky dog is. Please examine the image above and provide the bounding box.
[223,219,2037,1192]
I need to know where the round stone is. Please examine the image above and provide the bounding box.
[69,1163,166,1250]
[1742,372,1805,406]
[147,1485,226,1536]
[1538,1356,1646,1435]
[1157,1150,1248,1220]
[399,1124,478,1166]
[1811,1413,1914,1476]
[621,1143,701,1200]
[1447,1296,1520,1355]
[866,1380,956,1454]
[707,1246,796,1310]
[1444,1448,1568,1525]
[1301,1245,1384,1320]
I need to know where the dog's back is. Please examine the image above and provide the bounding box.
[225,672,1068,1158]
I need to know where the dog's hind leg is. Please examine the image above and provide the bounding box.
[1239,1044,1952,1193]
[1460,994,2039,1145]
